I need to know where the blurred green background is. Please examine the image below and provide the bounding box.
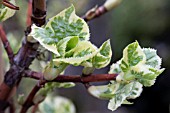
[1,0,170,113]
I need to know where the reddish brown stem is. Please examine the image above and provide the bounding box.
[26,0,33,26]
[0,25,14,64]
[1,0,19,10]
[0,41,4,84]
[9,98,15,113]
[24,70,117,83]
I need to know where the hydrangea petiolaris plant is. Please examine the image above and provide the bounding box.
[28,5,165,112]
[0,1,165,112]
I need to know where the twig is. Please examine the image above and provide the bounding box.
[24,70,117,83]
[0,41,4,85]
[0,25,14,64]
[82,0,122,22]
[1,0,19,10]
[82,5,107,22]
[9,98,15,113]
[20,82,44,113]
[21,70,117,113]
[26,0,33,27]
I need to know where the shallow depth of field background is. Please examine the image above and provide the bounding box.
[0,0,170,113]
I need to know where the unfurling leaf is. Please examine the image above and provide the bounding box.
[53,41,98,66]
[43,62,68,80]
[92,39,112,69]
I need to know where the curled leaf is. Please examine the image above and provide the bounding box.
[53,41,98,66]
[92,39,112,69]
[57,36,79,57]
[43,62,68,80]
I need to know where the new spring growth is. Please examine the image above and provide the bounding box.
[104,0,122,11]
[88,41,165,111]
[43,62,67,80]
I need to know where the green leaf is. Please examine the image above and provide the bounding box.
[29,5,90,56]
[88,85,111,99]
[143,48,162,69]
[109,60,122,74]
[107,41,165,111]
[92,40,112,69]
[108,81,142,111]
[0,0,16,22]
[57,36,79,57]
[120,41,146,72]
[133,67,165,87]
[28,24,60,56]
[46,5,90,41]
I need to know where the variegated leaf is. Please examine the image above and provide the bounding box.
[53,41,98,66]
[92,39,112,69]
[29,5,90,56]
[108,81,142,111]
[143,48,162,69]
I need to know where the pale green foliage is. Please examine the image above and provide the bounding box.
[39,95,76,113]
[0,0,16,22]
[89,41,164,111]
[28,4,164,112]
